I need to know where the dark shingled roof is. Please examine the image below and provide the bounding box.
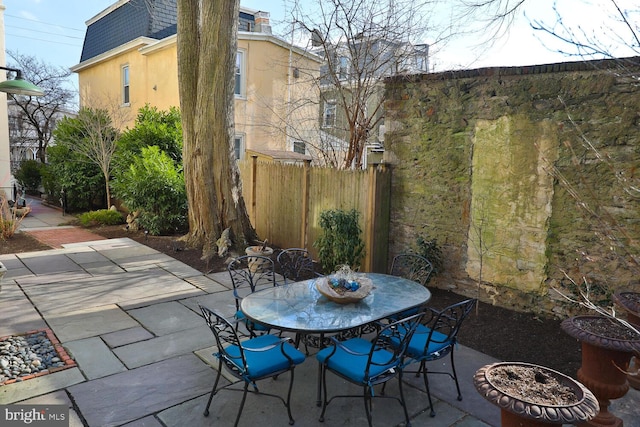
[80,0,177,63]
[80,0,256,63]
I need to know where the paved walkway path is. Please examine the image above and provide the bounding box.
[18,197,107,248]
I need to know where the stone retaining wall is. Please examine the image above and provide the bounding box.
[384,57,640,316]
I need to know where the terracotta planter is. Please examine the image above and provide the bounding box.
[245,246,273,272]
[613,291,640,390]
[561,315,640,427]
[474,362,598,426]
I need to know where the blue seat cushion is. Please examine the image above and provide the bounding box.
[382,324,451,360]
[236,310,270,331]
[223,334,305,378]
[316,337,398,383]
[405,324,451,359]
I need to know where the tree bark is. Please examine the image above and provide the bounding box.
[177,0,257,256]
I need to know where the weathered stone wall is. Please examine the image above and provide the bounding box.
[384,58,640,317]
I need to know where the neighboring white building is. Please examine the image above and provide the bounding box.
[0,0,11,198]
[7,100,74,172]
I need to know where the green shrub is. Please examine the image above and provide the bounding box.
[43,144,105,212]
[14,160,43,193]
[314,208,365,273]
[111,146,187,235]
[78,209,124,227]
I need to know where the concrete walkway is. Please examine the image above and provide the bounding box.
[1,199,638,426]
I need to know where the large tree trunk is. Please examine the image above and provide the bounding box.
[177,0,257,256]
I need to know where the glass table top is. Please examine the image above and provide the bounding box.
[240,272,431,333]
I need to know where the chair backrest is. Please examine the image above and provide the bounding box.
[199,304,247,378]
[424,298,476,352]
[277,248,322,284]
[368,312,424,381]
[390,253,433,287]
[228,255,277,310]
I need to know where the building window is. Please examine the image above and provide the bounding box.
[122,65,130,104]
[235,51,245,97]
[293,140,306,154]
[234,135,245,160]
[338,56,349,80]
[323,101,336,128]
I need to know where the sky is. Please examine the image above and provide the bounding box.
[2,0,637,92]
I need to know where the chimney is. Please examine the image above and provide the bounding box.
[254,11,271,34]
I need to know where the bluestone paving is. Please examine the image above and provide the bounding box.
[182,290,240,318]
[101,326,154,348]
[80,261,126,275]
[17,252,85,275]
[112,324,212,369]
[64,337,127,379]
[0,368,85,404]
[98,245,163,262]
[15,390,85,427]
[185,275,229,293]
[68,354,214,427]
[205,270,234,287]
[118,287,206,310]
[66,250,113,265]
[127,300,204,335]
[121,415,166,427]
[0,283,47,336]
[23,269,197,313]
[15,271,91,286]
[43,304,139,342]
[156,259,203,278]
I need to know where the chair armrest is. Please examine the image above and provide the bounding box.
[241,337,293,353]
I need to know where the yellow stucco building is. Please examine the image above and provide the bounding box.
[71,1,321,161]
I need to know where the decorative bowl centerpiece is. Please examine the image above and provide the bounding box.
[315,265,373,304]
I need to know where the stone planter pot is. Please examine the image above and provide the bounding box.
[474,362,598,426]
[613,291,640,390]
[561,315,640,427]
[0,261,6,292]
[245,246,273,272]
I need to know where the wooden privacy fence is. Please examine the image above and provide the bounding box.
[238,157,392,273]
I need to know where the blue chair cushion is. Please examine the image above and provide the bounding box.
[316,337,398,383]
[223,334,305,378]
[382,324,451,360]
[235,310,270,331]
[405,324,451,359]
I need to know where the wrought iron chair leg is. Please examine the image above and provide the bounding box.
[204,362,223,416]
[233,382,250,427]
[285,368,296,425]
[420,360,436,417]
[364,386,373,427]
[398,371,412,427]
[450,347,462,400]
[318,364,329,422]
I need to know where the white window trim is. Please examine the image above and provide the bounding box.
[235,50,246,99]
[234,134,246,160]
[323,100,337,128]
[122,65,130,106]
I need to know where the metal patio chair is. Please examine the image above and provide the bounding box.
[390,253,434,287]
[228,254,278,336]
[316,311,424,427]
[277,248,323,285]
[387,253,434,320]
[386,298,476,417]
[199,305,305,426]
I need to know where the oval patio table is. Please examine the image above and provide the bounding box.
[241,272,432,405]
